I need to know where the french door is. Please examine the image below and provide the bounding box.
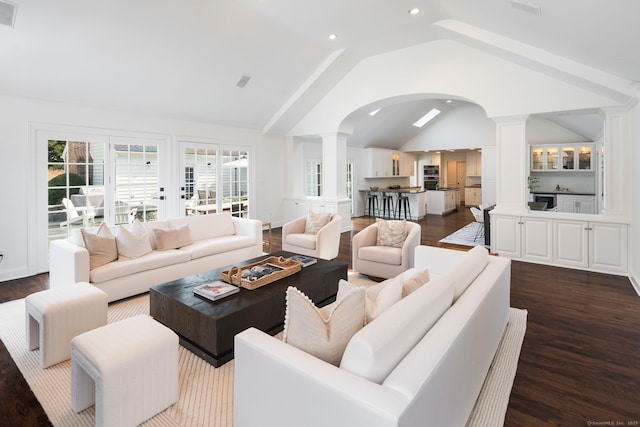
[180,141,250,218]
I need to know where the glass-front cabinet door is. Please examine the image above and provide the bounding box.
[562,147,575,170]
[531,147,544,171]
[530,144,593,172]
[578,145,592,170]
[545,147,559,170]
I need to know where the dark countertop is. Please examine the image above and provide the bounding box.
[360,188,426,193]
[531,191,596,196]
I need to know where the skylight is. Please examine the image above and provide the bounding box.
[413,108,441,128]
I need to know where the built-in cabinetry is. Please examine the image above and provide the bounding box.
[556,194,595,214]
[530,143,594,171]
[493,214,627,274]
[466,151,482,176]
[464,187,482,206]
[426,190,457,215]
[422,152,441,166]
[365,148,411,177]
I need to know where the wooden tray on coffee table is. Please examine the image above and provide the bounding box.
[220,256,302,290]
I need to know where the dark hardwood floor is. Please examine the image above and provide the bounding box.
[1,208,638,426]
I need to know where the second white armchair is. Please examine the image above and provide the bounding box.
[352,220,421,279]
[282,213,342,260]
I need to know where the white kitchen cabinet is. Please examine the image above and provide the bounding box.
[530,143,594,172]
[365,148,392,177]
[466,151,481,176]
[464,187,482,206]
[366,148,408,177]
[493,215,552,262]
[554,220,627,273]
[426,190,456,215]
[423,153,441,166]
[556,194,595,214]
[400,152,416,177]
[496,214,628,274]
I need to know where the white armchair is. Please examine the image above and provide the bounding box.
[282,214,342,260]
[352,221,421,279]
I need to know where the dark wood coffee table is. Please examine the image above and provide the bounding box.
[149,251,347,367]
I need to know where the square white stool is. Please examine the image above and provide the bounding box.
[25,283,108,369]
[71,315,179,427]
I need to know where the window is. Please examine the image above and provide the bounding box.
[305,160,322,197]
[47,140,105,242]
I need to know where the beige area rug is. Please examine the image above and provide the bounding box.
[0,295,527,427]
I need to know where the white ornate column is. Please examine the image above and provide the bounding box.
[320,132,352,231]
[601,106,632,220]
[491,115,529,215]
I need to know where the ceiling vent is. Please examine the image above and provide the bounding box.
[510,0,542,16]
[235,75,251,88]
[0,0,17,27]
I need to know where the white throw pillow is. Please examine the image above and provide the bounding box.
[339,276,404,323]
[115,220,153,259]
[81,223,118,270]
[283,283,366,366]
[304,211,332,235]
[375,218,407,248]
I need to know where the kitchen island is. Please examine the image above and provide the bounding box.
[426,189,458,215]
[359,188,426,220]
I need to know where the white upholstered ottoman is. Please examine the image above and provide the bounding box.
[25,282,108,368]
[71,314,179,427]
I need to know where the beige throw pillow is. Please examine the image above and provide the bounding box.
[81,223,118,270]
[115,220,152,259]
[283,283,366,366]
[304,211,332,235]
[154,224,193,250]
[339,277,403,323]
[376,218,407,248]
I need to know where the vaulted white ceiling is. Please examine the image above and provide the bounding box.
[0,0,637,139]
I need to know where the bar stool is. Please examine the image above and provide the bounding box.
[396,193,412,220]
[380,192,395,219]
[366,191,379,217]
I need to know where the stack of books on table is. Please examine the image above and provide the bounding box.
[290,255,318,267]
[193,281,239,301]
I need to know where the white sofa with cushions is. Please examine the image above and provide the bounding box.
[234,245,511,427]
[49,213,262,302]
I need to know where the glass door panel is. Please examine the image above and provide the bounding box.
[221,149,249,217]
[545,147,559,170]
[112,142,160,223]
[562,147,575,170]
[182,146,217,215]
[578,146,592,170]
[47,140,106,240]
[531,147,543,171]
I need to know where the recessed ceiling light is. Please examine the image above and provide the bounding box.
[413,108,441,128]
[369,108,381,116]
[328,34,337,40]
[408,8,420,15]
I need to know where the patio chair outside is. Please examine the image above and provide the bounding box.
[60,198,96,227]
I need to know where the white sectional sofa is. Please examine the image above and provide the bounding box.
[234,245,511,427]
[49,213,262,302]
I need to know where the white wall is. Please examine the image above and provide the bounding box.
[630,98,640,293]
[290,39,623,136]
[0,94,286,281]
[402,104,496,152]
